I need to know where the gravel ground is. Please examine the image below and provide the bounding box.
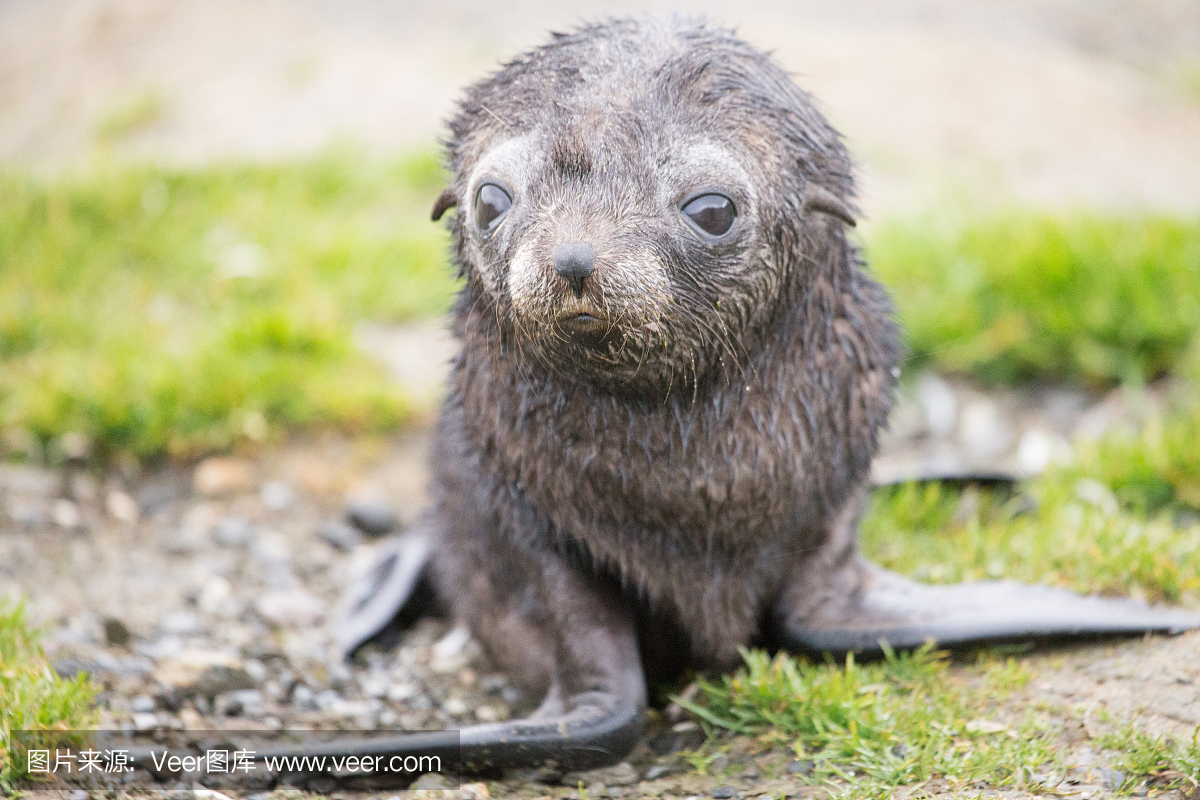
[3,1,1200,797]
[3,365,1199,798]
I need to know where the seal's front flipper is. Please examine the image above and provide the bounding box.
[334,522,438,660]
[778,560,1200,655]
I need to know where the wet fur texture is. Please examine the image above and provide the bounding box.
[427,16,901,697]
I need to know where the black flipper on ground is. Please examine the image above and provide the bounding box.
[781,560,1200,654]
[334,524,435,660]
[253,695,642,783]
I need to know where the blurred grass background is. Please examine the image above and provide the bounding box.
[0,151,455,460]
[3,149,1199,462]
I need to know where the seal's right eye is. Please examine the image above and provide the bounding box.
[475,184,512,232]
[682,193,736,238]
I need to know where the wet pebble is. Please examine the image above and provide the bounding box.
[346,498,398,537]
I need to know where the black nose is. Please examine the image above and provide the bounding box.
[553,243,595,298]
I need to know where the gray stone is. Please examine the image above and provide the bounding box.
[255,589,325,627]
[104,616,133,648]
[410,773,452,790]
[346,499,398,537]
[189,665,256,699]
[213,516,255,546]
[644,764,676,780]
[261,480,295,511]
[131,694,156,713]
[292,684,319,712]
[574,762,640,787]
[217,689,265,717]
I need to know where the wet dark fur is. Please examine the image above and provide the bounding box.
[427,17,901,697]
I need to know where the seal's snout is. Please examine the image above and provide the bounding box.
[554,242,595,298]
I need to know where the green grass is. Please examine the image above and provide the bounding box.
[4,155,1200,464]
[0,150,456,460]
[0,600,98,792]
[869,211,1200,387]
[1096,723,1200,796]
[681,646,1065,798]
[862,376,1200,604]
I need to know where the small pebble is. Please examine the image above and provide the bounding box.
[346,498,399,537]
[786,759,814,775]
[712,787,736,799]
[193,457,255,496]
[213,516,254,546]
[188,665,256,698]
[387,682,417,702]
[255,589,325,627]
[130,695,156,713]
[410,773,452,790]
[52,498,81,529]
[645,764,674,780]
[261,480,295,510]
[292,684,319,712]
[132,711,158,731]
[105,489,139,523]
[104,616,132,648]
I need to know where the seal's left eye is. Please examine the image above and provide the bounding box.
[475,183,512,232]
[682,194,736,238]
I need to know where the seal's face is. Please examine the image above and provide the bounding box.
[438,18,855,394]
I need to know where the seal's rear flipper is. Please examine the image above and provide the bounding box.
[334,523,437,660]
[780,561,1200,654]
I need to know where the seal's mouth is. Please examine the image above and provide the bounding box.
[558,312,606,331]
[554,309,616,348]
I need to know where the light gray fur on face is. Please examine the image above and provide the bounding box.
[464,119,768,389]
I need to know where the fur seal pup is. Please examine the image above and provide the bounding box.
[311,17,1196,778]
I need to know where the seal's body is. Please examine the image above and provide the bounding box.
[326,17,1197,775]
[430,17,897,688]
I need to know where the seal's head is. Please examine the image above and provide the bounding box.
[433,17,859,394]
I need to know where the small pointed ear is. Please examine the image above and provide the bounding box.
[804,184,856,227]
[431,188,458,222]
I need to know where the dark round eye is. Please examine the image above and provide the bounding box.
[682,193,736,238]
[474,183,512,232]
